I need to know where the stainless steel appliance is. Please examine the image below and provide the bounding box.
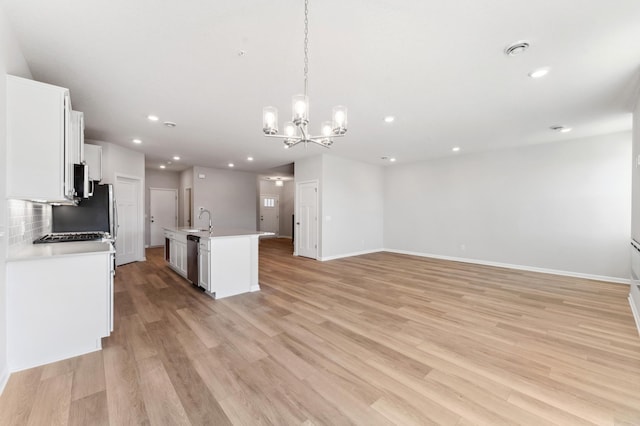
[34,231,106,244]
[187,234,199,285]
[51,183,117,239]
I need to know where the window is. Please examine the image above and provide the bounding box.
[263,197,276,208]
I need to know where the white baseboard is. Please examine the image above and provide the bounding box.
[629,285,640,336]
[384,248,630,285]
[0,364,9,396]
[320,248,384,261]
[250,284,261,292]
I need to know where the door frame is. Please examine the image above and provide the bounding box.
[149,187,177,247]
[115,173,144,263]
[184,187,192,227]
[295,179,319,259]
[259,193,280,237]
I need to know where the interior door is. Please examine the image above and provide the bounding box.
[115,176,141,265]
[150,188,177,246]
[296,181,318,259]
[259,195,279,235]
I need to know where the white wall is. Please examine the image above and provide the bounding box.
[630,89,640,332]
[144,169,180,247]
[321,155,384,260]
[0,4,32,393]
[385,132,631,281]
[192,166,258,230]
[294,154,385,260]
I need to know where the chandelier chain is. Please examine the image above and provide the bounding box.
[303,0,309,97]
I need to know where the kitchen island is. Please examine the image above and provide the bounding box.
[163,227,271,299]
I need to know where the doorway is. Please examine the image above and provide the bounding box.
[115,175,143,266]
[185,187,192,227]
[259,194,279,236]
[150,188,177,247]
[296,180,318,259]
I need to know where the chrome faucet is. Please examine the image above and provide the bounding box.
[198,208,212,234]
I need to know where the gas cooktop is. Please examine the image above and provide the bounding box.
[33,232,107,244]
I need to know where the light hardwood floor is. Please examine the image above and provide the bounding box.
[1,238,640,425]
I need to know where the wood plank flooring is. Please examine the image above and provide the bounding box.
[2,238,640,425]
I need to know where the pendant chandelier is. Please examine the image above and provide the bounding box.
[262,0,347,148]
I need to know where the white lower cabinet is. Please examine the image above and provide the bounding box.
[175,241,187,275]
[165,230,187,276]
[7,251,113,372]
[198,240,211,292]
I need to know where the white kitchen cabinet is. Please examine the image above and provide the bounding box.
[6,75,77,203]
[175,241,187,275]
[85,143,102,181]
[164,230,187,277]
[70,110,84,164]
[7,247,114,371]
[198,239,211,291]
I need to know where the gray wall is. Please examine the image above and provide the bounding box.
[630,90,640,329]
[0,4,32,391]
[192,166,258,230]
[385,131,631,280]
[144,169,180,247]
[322,155,384,259]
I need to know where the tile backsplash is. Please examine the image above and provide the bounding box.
[7,200,51,251]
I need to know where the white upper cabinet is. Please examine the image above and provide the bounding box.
[84,144,103,182]
[70,110,84,164]
[6,75,76,203]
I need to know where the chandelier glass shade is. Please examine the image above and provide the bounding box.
[262,0,347,148]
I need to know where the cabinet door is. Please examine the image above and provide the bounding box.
[70,111,84,165]
[6,76,74,203]
[176,242,187,275]
[198,249,210,291]
[85,144,102,181]
[170,239,178,267]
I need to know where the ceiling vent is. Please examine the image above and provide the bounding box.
[504,41,530,56]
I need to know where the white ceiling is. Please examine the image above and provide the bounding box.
[3,0,640,174]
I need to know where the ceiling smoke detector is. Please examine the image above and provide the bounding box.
[504,41,530,56]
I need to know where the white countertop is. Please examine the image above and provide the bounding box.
[8,241,115,262]
[165,227,274,239]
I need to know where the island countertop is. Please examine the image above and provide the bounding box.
[164,227,274,239]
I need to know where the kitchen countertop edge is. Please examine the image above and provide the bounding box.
[164,227,274,239]
[7,241,115,262]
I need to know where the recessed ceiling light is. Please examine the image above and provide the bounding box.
[504,41,530,56]
[173,156,180,160]
[247,156,254,161]
[550,125,572,133]
[452,146,461,152]
[228,163,234,168]
[238,50,246,56]
[132,139,142,144]
[275,180,284,187]
[147,115,159,121]
[163,121,177,128]
[389,158,397,162]
[160,164,166,169]
[384,116,395,123]
[528,67,550,79]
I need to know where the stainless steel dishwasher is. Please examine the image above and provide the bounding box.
[186,234,200,285]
